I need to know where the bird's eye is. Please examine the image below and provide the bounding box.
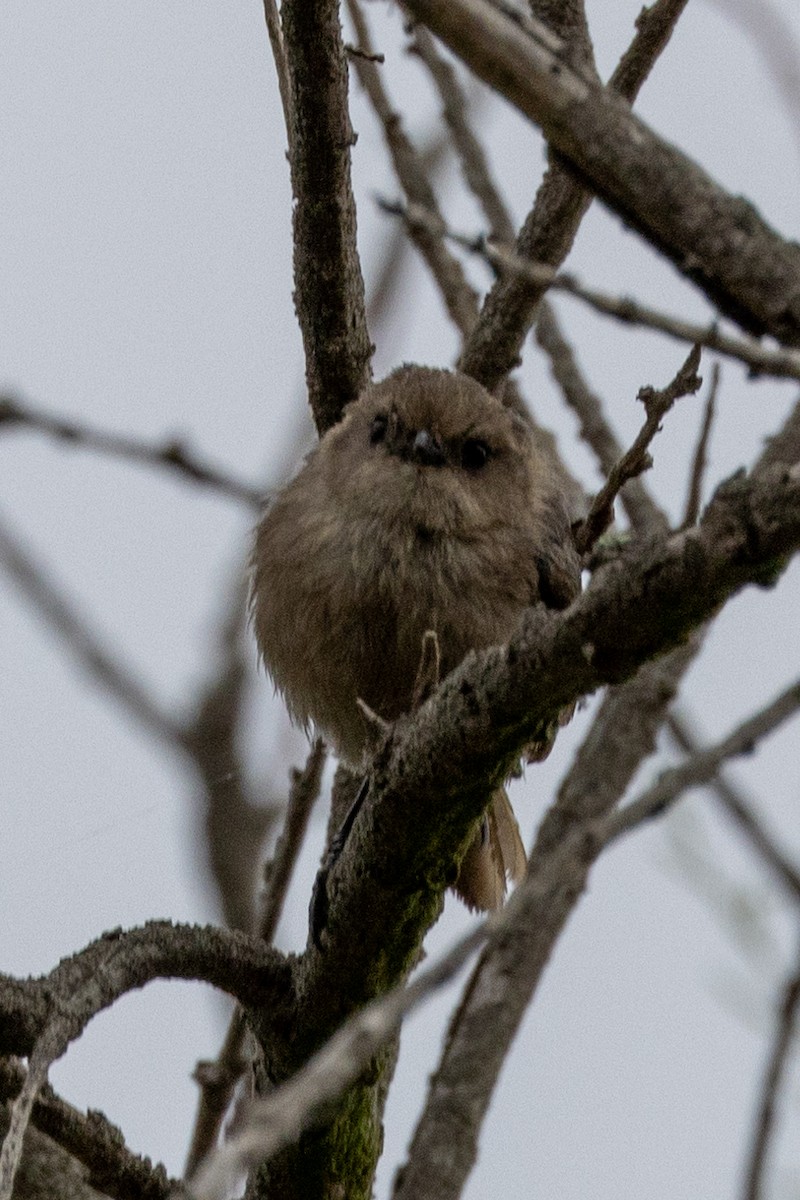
[461,438,490,470]
[370,413,388,445]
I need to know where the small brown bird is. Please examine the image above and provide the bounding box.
[251,365,580,909]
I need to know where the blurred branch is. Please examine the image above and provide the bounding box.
[605,678,800,842]
[183,741,326,1178]
[0,508,278,935]
[0,509,187,750]
[406,22,514,244]
[346,0,480,337]
[573,344,702,555]
[381,199,800,382]
[403,0,800,348]
[0,394,263,509]
[260,739,327,942]
[183,1007,252,1183]
[741,955,800,1200]
[183,569,279,933]
[668,710,800,905]
[458,0,690,390]
[681,363,719,528]
[280,0,373,433]
[188,913,492,1200]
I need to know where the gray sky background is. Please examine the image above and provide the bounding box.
[2,2,800,1197]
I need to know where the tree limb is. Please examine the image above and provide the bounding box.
[403,0,800,347]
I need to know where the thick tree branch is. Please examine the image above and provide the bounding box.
[0,923,292,1061]
[0,1060,176,1200]
[458,0,690,389]
[281,0,373,433]
[404,0,800,348]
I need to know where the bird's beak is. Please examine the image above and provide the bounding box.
[410,428,446,467]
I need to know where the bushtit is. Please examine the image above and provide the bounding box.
[252,365,580,910]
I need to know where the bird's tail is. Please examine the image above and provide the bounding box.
[455,787,526,911]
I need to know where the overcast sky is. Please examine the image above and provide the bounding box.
[2,3,800,1197]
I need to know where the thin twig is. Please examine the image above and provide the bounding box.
[0,394,264,508]
[681,363,719,527]
[741,955,800,1200]
[604,677,800,843]
[184,1008,253,1181]
[534,300,667,535]
[573,345,702,555]
[667,711,800,905]
[0,509,187,749]
[381,199,800,382]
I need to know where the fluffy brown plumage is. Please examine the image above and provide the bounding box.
[251,365,580,909]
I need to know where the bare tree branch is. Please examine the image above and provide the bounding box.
[188,916,493,1200]
[458,0,690,389]
[741,955,800,1200]
[405,22,515,244]
[573,344,702,554]
[183,1007,253,1183]
[534,300,666,534]
[668,711,800,905]
[605,678,800,841]
[346,0,480,337]
[381,200,800,382]
[681,363,720,528]
[183,741,327,1177]
[391,637,701,1200]
[0,1059,176,1200]
[402,0,800,347]
[261,0,294,154]
[0,510,187,750]
[183,570,280,934]
[260,739,327,942]
[281,0,373,433]
[0,925,291,1198]
[0,923,292,1063]
[0,394,264,508]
